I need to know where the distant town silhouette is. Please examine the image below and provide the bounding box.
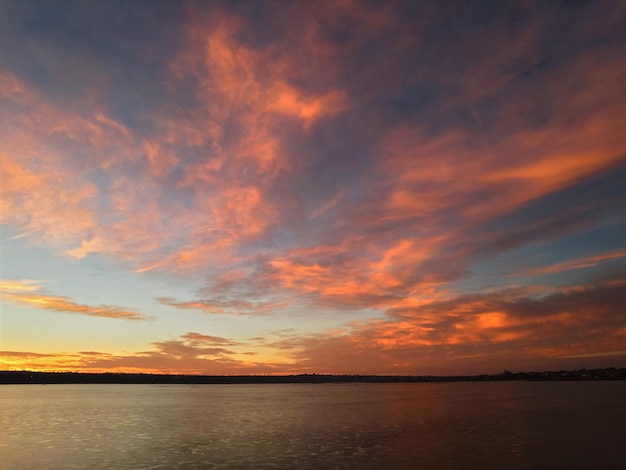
[2,368,625,385]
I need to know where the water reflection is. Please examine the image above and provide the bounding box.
[1,382,625,469]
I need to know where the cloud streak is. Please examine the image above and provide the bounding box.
[514,249,626,277]
[1,280,147,321]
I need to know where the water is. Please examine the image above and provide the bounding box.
[1,381,625,469]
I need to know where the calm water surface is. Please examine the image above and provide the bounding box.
[1,381,625,469]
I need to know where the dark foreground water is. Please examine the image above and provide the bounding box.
[1,381,625,469]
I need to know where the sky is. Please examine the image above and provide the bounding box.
[1,0,625,375]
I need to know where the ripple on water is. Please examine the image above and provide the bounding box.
[1,382,625,469]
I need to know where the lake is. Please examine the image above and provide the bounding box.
[1,381,625,469]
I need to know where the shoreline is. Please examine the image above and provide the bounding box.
[2,368,625,385]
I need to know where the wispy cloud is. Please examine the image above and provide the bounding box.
[558,350,626,359]
[157,296,288,316]
[515,249,626,277]
[0,280,148,321]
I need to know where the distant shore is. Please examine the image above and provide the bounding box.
[1,368,625,384]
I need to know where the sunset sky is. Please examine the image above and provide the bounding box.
[1,0,625,375]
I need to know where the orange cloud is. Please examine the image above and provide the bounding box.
[181,332,238,345]
[516,249,626,277]
[269,86,348,127]
[0,279,41,293]
[1,279,147,321]
[264,233,451,313]
[157,296,288,316]
[264,279,626,374]
[0,332,292,374]
[0,65,275,273]
[65,236,104,260]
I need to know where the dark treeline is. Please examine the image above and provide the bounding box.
[1,368,625,385]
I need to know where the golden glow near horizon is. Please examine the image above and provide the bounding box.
[1,1,626,375]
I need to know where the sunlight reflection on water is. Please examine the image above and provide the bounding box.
[1,382,625,469]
